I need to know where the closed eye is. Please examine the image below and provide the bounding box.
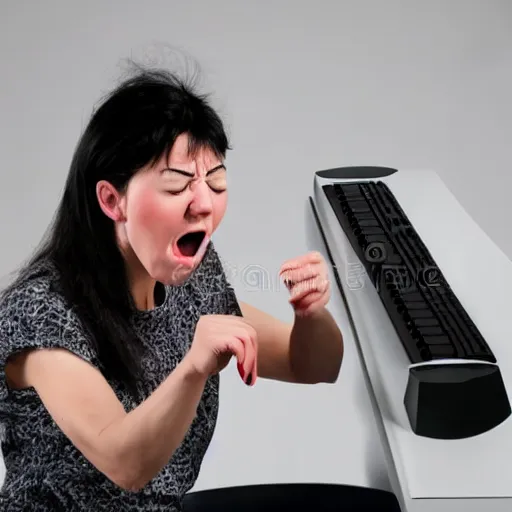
[165,175,192,194]
[165,168,227,195]
[206,170,227,193]
[207,181,227,193]
[167,184,190,195]
[168,183,226,195]
[167,187,188,195]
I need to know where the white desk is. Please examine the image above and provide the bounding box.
[311,168,512,512]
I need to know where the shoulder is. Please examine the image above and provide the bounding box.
[0,261,67,330]
[0,261,98,373]
[1,262,55,327]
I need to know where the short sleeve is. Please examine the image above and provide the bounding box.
[0,274,99,401]
[190,242,243,318]
[224,280,243,317]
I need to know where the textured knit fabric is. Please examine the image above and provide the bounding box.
[0,242,241,511]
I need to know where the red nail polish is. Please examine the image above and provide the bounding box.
[237,362,245,380]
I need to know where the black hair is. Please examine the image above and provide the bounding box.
[1,63,231,400]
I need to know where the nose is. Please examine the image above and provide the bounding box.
[187,179,213,218]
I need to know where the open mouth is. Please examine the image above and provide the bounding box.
[175,230,207,258]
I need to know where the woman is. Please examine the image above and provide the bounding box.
[0,67,343,511]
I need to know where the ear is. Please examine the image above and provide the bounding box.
[96,180,126,221]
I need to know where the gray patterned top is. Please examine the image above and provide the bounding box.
[0,242,241,511]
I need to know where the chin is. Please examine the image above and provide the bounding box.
[145,234,210,286]
[150,262,196,287]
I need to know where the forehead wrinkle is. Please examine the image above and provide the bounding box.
[166,150,222,178]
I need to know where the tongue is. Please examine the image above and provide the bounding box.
[179,239,198,257]
[177,232,208,258]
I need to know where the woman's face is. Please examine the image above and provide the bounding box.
[98,133,229,286]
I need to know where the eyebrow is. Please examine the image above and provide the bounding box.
[162,164,226,178]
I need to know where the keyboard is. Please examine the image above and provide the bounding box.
[323,180,495,364]
[312,168,511,440]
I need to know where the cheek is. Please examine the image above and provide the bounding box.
[128,189,182,240]
[131,190,158,224]
[126,191,181,252]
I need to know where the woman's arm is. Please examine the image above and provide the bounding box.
[10,347,208,491]
[239,301,343,384]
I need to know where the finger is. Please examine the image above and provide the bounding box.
[239,326,258,386]
[224,322,257,385]
[226,339,253,385]
[246,329,258,386]
[280,251,324,273]
[213,316,258,385]
[225,337,246,369]
[280,263,320,289]
[289,275,329,303]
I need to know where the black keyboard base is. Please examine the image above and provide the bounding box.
[405,363,511,439]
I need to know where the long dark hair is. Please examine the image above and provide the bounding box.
[1,63,230,399]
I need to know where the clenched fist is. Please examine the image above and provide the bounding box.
[279,251,330,317]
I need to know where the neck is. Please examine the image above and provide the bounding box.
[120,251,157,311]
[130,273,157,310]
[116,226,158,311]
[125,260,157,310]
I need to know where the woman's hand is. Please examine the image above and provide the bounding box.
[279,251,331,317]
[185,315,258,386]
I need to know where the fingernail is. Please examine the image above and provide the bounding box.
[245,373,253,386]
[237,362,245,380]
